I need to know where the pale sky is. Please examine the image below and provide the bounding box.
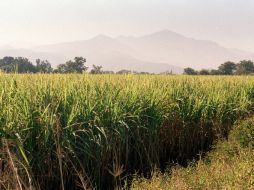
[0,0,254,51]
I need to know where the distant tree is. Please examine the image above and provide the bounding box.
[55,64,67,73]
[90,65,103,74]
[132,71,139,74]
[0,56,16,72]
[65,57,87,73]
[139,72,151,75]
[116,70,132,74]
[0,56,15,66]
[15,57,37,73]
[236,60,254,75]
[0,56,37,73]
[102,71,114,74]
[199,69,210,75]
[160,70,173,75]
[183,67,197,75]
[55,57,87,73]
[218,61,236,75]
[36,59,53,73]
[210,69,222,75]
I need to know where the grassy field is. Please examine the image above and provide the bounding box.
[1,74,254,189]
[131,117,254,190]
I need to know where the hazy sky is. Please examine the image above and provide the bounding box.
[1,0,254,51]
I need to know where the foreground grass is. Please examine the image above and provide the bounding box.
[1,74,254,189]
[131,118,254,190]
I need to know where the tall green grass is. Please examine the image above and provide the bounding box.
[0,74,254,189]
[131,117,254,190]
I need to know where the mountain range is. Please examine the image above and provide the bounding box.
[1,30,254,73]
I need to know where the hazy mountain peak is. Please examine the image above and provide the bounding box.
[91,34,113,41]
[116,35,137,41]
[143,29,186,39]
[1,29,254,73]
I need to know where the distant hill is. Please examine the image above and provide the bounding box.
[1,30,254,73]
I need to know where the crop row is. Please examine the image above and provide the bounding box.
[1,74,254,189]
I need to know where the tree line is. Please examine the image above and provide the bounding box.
[0,56,109,74]
[1,56,254,75]
[0,56,154,74]
[184,60,254,75]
